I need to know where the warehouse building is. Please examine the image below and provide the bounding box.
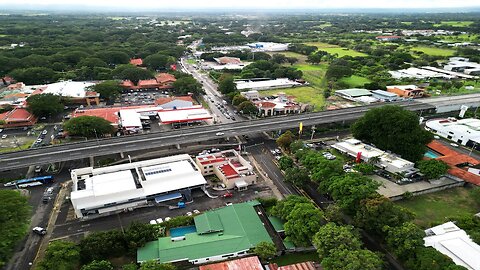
[424,222,480,270]
[425,118,480,148]
[70,154,207,219]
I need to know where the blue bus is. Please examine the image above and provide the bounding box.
[4,175,55,188]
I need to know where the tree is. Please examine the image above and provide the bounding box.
[310,158,344,185]
[286,57,299,65]
[325,65,353,80]
[284,203,324,246]
[232,94,248,106]
[276,130,294,150]
[238,100,257,115]
[253,241,277,260]
[404,247,465,270]
[124,222,159,254]
[99,51,130,65]
[79,230,127,263]
[139,261,176,270]
[385,222,424,260]
[271,53,287,64]
[37,241,80,270]
[64,116,115,138]
[9,67,56,85]
[81,260,114,270]
[91,80,122,101]
[351,105,433,162]
[271,195,311,220]
[143,54,175,70]
[354,196,414,234]
[278,156,294,171]
[313,223,362,259]
[326,173,380,214]
[114,66,153,85]
[218,74,236,94]
[353,163,376,175]
[417,159,449,179]
[122,263,139,270]
[26,93,64,118]
[289,140,305,154]
[285,167,310,187]
[0,190,31,268]
[172,76,202,95]
[321,249,384,270]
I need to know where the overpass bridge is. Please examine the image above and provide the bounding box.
[1,94,479,171]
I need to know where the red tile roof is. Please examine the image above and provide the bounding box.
[130,58,143,66]
[0,108,37,127]
[7,108,34,120]
[155,73,176,84]
[138,79,160,88]
[257,101,276,109]
[154,96,194,106]
[278,261,318,270]
[199,256,263,270]
[199,157,227,165]
[427,140,480,185]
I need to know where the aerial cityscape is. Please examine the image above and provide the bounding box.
[0,1,480,270]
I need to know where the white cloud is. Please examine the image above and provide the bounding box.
[1,0,479,9]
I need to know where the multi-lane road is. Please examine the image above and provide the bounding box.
[0,101,434,171]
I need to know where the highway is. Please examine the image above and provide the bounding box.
[0,101,434,171]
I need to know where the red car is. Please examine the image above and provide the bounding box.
[223,192,233,198]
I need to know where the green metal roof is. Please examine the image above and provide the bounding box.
[137,201,273,263]
[195,212,223,234]
[268,216,285,232]
[336,88,372,98]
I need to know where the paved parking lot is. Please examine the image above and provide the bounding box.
[117,90,166,105]
[51,179,275,240]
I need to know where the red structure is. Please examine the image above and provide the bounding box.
[0,108,37,128]
[121,73,176,90]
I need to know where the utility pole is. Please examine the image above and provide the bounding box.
[311,126,316,141]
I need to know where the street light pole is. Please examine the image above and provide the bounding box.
[128,155,132,164]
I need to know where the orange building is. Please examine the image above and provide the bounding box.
[0,108,37,128]
[121,73,176,91]
[387,85,425,98]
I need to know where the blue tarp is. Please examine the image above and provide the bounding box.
[154,193,182,203]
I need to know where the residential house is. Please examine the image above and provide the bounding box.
[387,85,425,98]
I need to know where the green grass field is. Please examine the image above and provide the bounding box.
[397,187,480,228]
[304,42,367,57]
[0,34,8,37]
[441,34,480,42]
[186,59,197,64]
[401,22,413,25]
[260,86,325,111]
[0,140,34,153]
[434,21,474,27]
[410,46,456,57]
[339,75,371,88]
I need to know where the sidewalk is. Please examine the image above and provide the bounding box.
[246,152,284,200]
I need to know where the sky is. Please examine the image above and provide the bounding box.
[1,0,479,10]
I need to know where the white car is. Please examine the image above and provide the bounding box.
[35,138,43,144]
[450,143,459,147]
[434,135,440,139]
[42,130,48,135]
[193,209,200,214]
[165,217,171,222]
[32,227,47,235]
[1,134,7,139]
[186,212,193,216]
[3,181,16,187]
[0,129,3,133]
[215,132,225,136]
[156,218,164,224]
[149,220,157,225]
[225,202,233,206]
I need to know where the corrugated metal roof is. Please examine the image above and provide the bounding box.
[278,261,317,270]
[199,256,263,270]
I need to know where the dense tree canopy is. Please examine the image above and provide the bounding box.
[253,241,277,260]
[139,261,176,270]
[276,130,295,150]
[37,241,80,270]
[0,190,31,268]
[172,76,202,96]
[26,93,64,118]
[417,159,449,179]
[143,54,175,71]
[64,116,115,138]
[9,67,56,84]
[218,74,237,94]
[81,260,114,270]
[91,80,122,101]
[351,106,433,162]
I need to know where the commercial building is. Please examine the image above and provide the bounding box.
[424,222,480,270]
[334,89,378,104]
[42,81,100,105]
[70,154,207,219]
[371,90,399,102]
[0,108,37,128]
[444,59,480,76]
[375,35,402,41]
[389,67,455,80]
[332,138,415,174]
[387,85,425,98]
[254,93,303,116]
[137,201,273,264]
[157,106,212,125]
[121,73,176,91]
[240,90,261,100]
[195,149,256,190]
[246,42,289,52]
[425,118,480,148]
[154,96,195,109]
[235,78,302,91]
